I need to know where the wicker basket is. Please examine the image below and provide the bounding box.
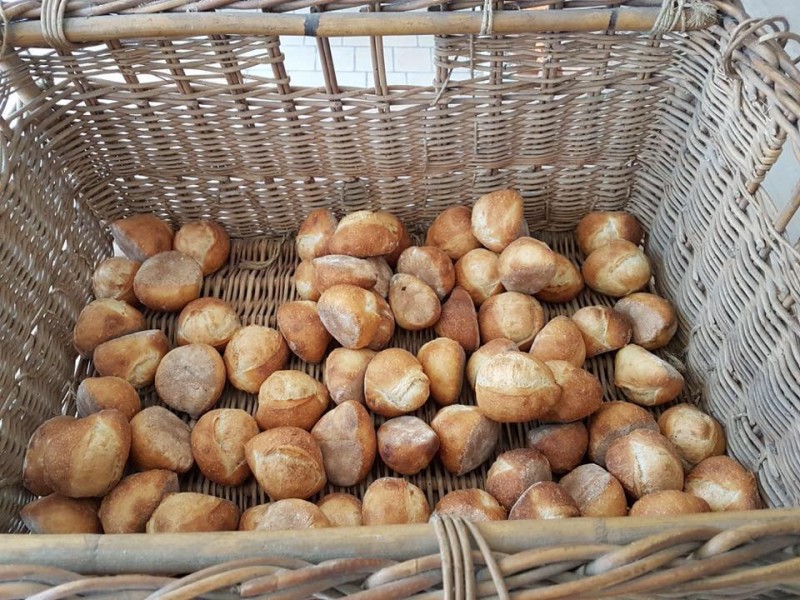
[3,0,800,597]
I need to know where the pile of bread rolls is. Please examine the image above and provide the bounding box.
[20,191,763,535]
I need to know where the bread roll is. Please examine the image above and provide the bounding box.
[130,406,193,473]
[155,344,226,417]
[311,400,376,486]
[576,211,644,256]
[111,214,173,262]
[77,376,140,421]
[417,338,465,406]
[318,284,382,350]
[239,500,331,531]
[684,456,762,512]
[364,349,430,417]
[362,478,430,525]
[176,297,241,350]
[614,344,684,406]
[317,493,362,527]
[571,306,632,358]
[434,287,480,353]
[542,361,603,423]
[605,429,684,499]
[223,325,289,394]
[478,292,544,351]
[277,301,331,364]
[497,237,557,295]
[509,482,580,520]
[582,240,651,297]
[256,370,329,431]
[328,210,400,258]
[389,274,441,331]
[296,208,338,261]
[466,338,517,390]
[587,401,660,467]
[658,404,726,469]
[559,464,627,517]
[366,293,396,351]
[99,470,179,533]
[614,293,677,350]
[629,490,710,517]
[433,489,506,521]
[526,422,588,475]
[368,257,393,298]
[397,246,456,300]
[485,448,552,510]
[471,189,525,252]
[92,257,140,305]
[294,260,321,301]
[455,248,504,306]
[245,427,327,500]
[93,329,169,389]
[173,220,230,275]
[529,316,586,367]
[133,251,203,312]
[312,255,379,292]
[146,493,239,533]
[23,416,75,496]
[431,405,499,475]
[377,211,411,267]
[191,409,260,486]
[21,495,101,534]
[377,416,440,476]
[427,206,481,260]
[73,298,146,357]
[475,352,560,423]
[323,348,376,405]
[534,254,584,304]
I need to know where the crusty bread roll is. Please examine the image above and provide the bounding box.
[111,214,174,262]
[455,248,504,306]
[73,298,146,358]
[191,409,260,486]
[99,470,179,533]
[77,376,141,421]
[323,348,376,405]
[364,349,430,417]
[93,329,170,389]
[173,220,230,275]
[571,306,632,358]
[239,500,331,531]
[312,255,379,292]
[21,495,101,534]
[426,206,482,260]
[276,301,332,364]
[92,257,140,305]
[629,490,710,517]
[587,401,659,467]
[245,427,327,500]
[575,211,644,256]
[529,316,586,367]
[658,403,726,469]
[377,416,440,476]
[485,448,552,510]
[475,352,560,423]
[614,293,677,350]
[23,416,75,496]
[605,429,684,500]
[433,489,507,521]
[388,274,441,331]
[478,292,545,351]
[582,240,651,298]
[146,493,239,533]
[559,464,628,517]
[362,478,430,525]
[471,189,525,252]
[311,400,376,487]
[368,257,393,298]
[256,370,329,431]
[133,251,203,312]
[526,422,588,475]
[397,246,456,300]
[542,361,603,423]
[684,456,762,512]
[296,208,338,261]
[433,287,480,353]
[509,482,580,520]
[431,405,499,475]
[534,254,584,304]
[317,493,363,527]
[223,325,289,394]
[466,338,517,390]
[497,237,557,295]
[377,211,411,267]
[130,406,193,474]
[614,344,684,406]
[367,293,396,351]
[294,260,321,301]
[155,344,226,417]
[318,284,383,350]
[328,210,400,258]
[176,297,241,350]
[417,338,465,406]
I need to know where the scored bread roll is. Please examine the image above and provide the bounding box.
[294,260,321,301]
[396,246,456,300]
[146,493,239,533]
[173,220,230,275]
[318,284,382,350]
[527,422,588,475]
[99,470,179,533]
[684,456,763,512]
[431,405,499,475]
[130,406,193,474]
[256,370,329,431]
[296,208,338,261]
[559,464,628,517]
[92,257,140,305]
[191,409,260,486]
[276,301,332,364]
[223,325,289,394]
[576,211,644,256]
[23,416,75,496]
[377,416,440,476]
[111,214,174,262]
[471,189,525,252]
[311,400,376,487]
[587,401,659,467]
[377,211,411,267]
[328,210,400,258]
[73,298,146,358]
[434,287,480,353]
[368,257,393,298]
[367,293,396,351]
[582,240,651,297]
[176,297,241,350]
[605,429,684,500]
[497,237,557,295]
[509,482,580,520]
[93,330,170,389]
[529,316,586,367]
[76,376,141,421]
[155,344,226,417]
[455,248,504,306]
[388,274,441,331]
[629,490,710,517]
[21,495,101,534]
[312,255,379,292]
[658,403,726,469]
[542,361,603,423]
[417,338,465,406]
[614,293,677,350]
[571,306,632,358]
[535,254,585,304]
[323,348,376,405]
[485,448,552,510]
[239,500,330,531]
[317,493,363,527]
[133,251,203,312]
[433,489,507,521]
[426,206,482,260]
[364,349,430,417]
[614,344,684,406]
[478,292,545,351]
[466,338,517,390]
[362,478,431,525]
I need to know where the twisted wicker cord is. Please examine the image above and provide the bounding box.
[41,0,76,48]
[480,0,493,36]
[651,0,715,34]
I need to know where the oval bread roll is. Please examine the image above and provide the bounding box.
[471,189,525,252]
[559,464,628,517]
[509,482,580,520]
[155,344,226,417]
[455,248,504,306]
[312,255,378,292]
[99,470,179,533]
[542,361,603,423]
[92,257,140,305]
[433,287,480,353]
[433,489,506,521]
[485,448,552,510]
[223,325,289,394]
[239,500,331,531]
[431,405,499,475]
[629,490,710,517]
[73,298,146,358]
[191,409,260,486]
[587,401,659,467]
[23,417,76,496]
[21,495,101,534]
[529,316,586,367]
[389,274,441,331]
[535,254,584,304]
[328,210,400,258]
[296,208,337,261]
[377,212,411,267]
[417,338,465,406]
[527,422,588,475]
[396,246,456,300]
[133,251,203,312]
[571,306,632,358]
[362,478,430,525]
[364,349,430,418]
[311,400,376,487]
[294,260,321,301]
[684,456,762,512]
[497,237,557,295]
[614,344,684,406]
[377,416,440,476]
[575,211,643,256]
[317,493,363,527]
[368,257,393,298]
[111,214,174,263]
[605,429,684,500]
[582,240,651,298]
[76,376,141,421]
[323,348,376,405]
[318,285,383,350]
[256,370,329,431]
[173,220,230,275]
[614,293,677,350]
[478,292,545,351]
[427,206,481,260]
[130,406,193,474]
[277,301,332,364]
[466,338,517,390]
[658,403,726,469]
[146,493,239,533]
[176,297,241,350]
[366,293,396,351]
[93,329,170,389]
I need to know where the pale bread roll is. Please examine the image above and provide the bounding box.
[478,292,544,351]
[310,400,376,487]
[684,456,762,512]
[146,493,239,533]
[527,422,588,475]
[223,325,289,394]
[296,208,337,261]
[471,189,525,252]
[368,257,393,298]
[155,344,226,417]
[417,337,465,406]
[455,248,504,306]
[176,297,241,350]
[99,470,179,533]
[658,403,726,469]
[76,376,141,421]
[328,210,400,258]
[93,329,170,389]
[571,306,632,358]
[389,274,441,331]
[396,246,456,300]
[587,401,659,467]
[92,257,140,305]
[173,220,230,275]
[23,417,75,496]
[559,464,628,517]
[431,405,499,475]
[576,211,643,256]
[426,206,481,260]
[312,255,379,292]
[509,482,580,520]
[542,361,603,423]
[130,406,193,474]
[73,298,146,357]
[377,212,412,267]
[466,338,517,390]
[433,489,506,521]
[323,348,376,405]
[529,316,586,367]
[614,344,684,406]
[318,284,382,350]
[191,409,259,486]
[362,478,430,525]
[629,490,710,517]
[605,429,684,500]
[239,500,331,531]
[294,260,320,301]
[534,254,584,304]
[377,416,440,476]
[256,370,329,431]
[276,300,331,364]
[133,251,203,312]
[485,448,552,510]
[317,493,363,527]
[364,349,430,417]
[111,214,174,262]
[582,239,651,297]
[433,287,480,353]
[497,237,557,295]
[614,293,677,350]
[21,495,101,534]
[367,293,396,351]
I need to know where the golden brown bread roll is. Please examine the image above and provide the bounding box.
[276,300,332,364]
[575,211,644,256]
[377,211,411,267]
[111,214,174,263]
[571,306,632,358]
[294,260,321,301]
[328,210,400,258]
[497,237,557,295]
[245,427,327,500]
[471,189,525,252]
[323,348,376,405]
[534,254,585,304]
[317,493,363,527]
[431,405,499,475]
[173,220,230,275]
[176,297,241,350]
[529,316,586,367]
[73,298,146,358]
[658,403,726,469]
[130,406,193,474]
[396,246,456,300]
[76,376,140,421]
[526,422,588,475]
[366,293,396,351]
[310,400,376,487]
[417,338,465,406]
[239,500,331,531]
[92,257,140,305]
[146,493,239,533]
[377,416,440,476]
[256,370,329,431]
[364,349,430,417]
[93,329,170,389]
[614,344,684,406]
[23,416,75,496]
[223,325,289,394]
[559,464,628,517]
[478,292,545,351]
[99,470,179,533]
[362,478,430,525]
[191,409,260,486]
[21,495,101,534]
[318,284,383,350]
[455,248,504,306]
[485,448,552,510]
[388,274,441,331]
[587,401,659,467]
[155,344,226,417]
[542,361,603,423]
[475,352,560,423]
[684,456,762,512]
[605,429,684,500]
[433,489,507,521]
[296,208,338,261]
[133,251,204,312]
[614,293,677,350]
[509,482,580,520]
[368,257,393,298]
[434,286,480,353]
[466,338,517,390]
[312,255,379,292]
[629,490,710,517]
[426,206,482,261]
[582,239,651,298]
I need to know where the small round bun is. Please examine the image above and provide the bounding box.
[23,416,76,496]
[92,257,140,305]
[76,376,141,421]
[388,274,441,331]
[571,306,632,358]
[73,298,146,358]
[296,208,338,261]
[658,403,726,469]
[377,212,411,267]
[21,495,101,534]
[535,254,584,304]
[312,255,378,292]
[434,287,480,353]
[498,237,557,295]
[559,464,627,517]
[614,293,677,350]
[582,240,651,297]
[485,448,552,510]
[362,478,430,525]
[277,301,332,364]
[455,248,504,306]
[509,482,580,520]
[173,220,230,275]
[256,370,329,431]
[684,456,762,512]
[629,490,710,517]
[294,260,320,301]
[466,338,517,390]
[542,361,603,423]
[310,400,376,487]
[176,298,241,350]
[529,316,586,367]
[614,344,684,406]
[191,409,260,486]
[367,294,396,351]
[478,292,545,351]
[431,405,499,475]
[111,214,174,262]
[146,493,239,533]
[605,429,684,500]
[239,500,331,531]
[133,251,203,312]
[587,401,659,467]
[364,349,430,417]
[323,348,376,405]
[318,285,382,350]
[527,422,588,475]
[576,211,644,256]
[397,246,455,300]
[471,189,525,252]
[223,325,289,394]
[130,406,193,474]
[433,489,506,521]
[377,416,440,476]
[99,470,179,533]
[417,338,465,406]
[93,330,170,389]
[369,258,393,298]
[426,206,482,260]
[317,493,363,527]
[155,344,226,417]
[328,210,400,258]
